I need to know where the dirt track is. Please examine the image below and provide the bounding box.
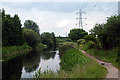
[80,50,119,79]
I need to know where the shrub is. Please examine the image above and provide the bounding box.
[87,41,95,48]
[80,41,95,51]
[84,34,97,43]
[77,39,85,45]
[35,43,47,51]
[23,29,41,49]
[59,44,74,56]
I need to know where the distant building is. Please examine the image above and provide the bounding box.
[118,1,120,15]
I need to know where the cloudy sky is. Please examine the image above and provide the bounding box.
[0,0,119,36]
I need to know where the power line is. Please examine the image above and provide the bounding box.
[85,2,117,26]
[82,0,90,12]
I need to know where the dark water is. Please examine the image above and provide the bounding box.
[2,48,60,79]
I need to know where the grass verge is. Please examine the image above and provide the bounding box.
[2,44,32,62]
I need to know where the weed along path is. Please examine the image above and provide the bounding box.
[80,50,119,79]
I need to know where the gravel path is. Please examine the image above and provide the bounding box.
[80,50,119,79]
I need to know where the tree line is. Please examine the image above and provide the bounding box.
[1,9,56,49]
[68,15,120,50]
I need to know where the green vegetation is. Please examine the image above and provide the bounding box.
[60,48,89,71]
[84,34,97,43]
[2,9,24,46]
[1,9,57,62]
[40,32,56,48]
[59,43,74,56]
[77,39,85,45]
[34,48,107,78]
[80,44,119,69]
[35,43,47,52]
[23,29,41,49]
[90,16,120,50]
[68,28,88,42]
[79,15,120,70]
[2,44,32,61]
[24,20,39,33]
[56,36,72,46]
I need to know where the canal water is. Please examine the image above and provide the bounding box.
[2,48,60,79]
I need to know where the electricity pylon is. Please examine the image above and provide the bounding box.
[76,9,86,29]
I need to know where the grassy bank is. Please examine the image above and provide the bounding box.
[2,44,32,62]
[34,47,107,78]
[80,44,119,69]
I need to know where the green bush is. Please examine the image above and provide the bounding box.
[84,34,97,43]
[88,41,95,48]
[23,29,41,49]
[80,41,95,51]
[35,43,47,51]
[77,39,85,45]
[40,32,56,48]
[59,44,74,56]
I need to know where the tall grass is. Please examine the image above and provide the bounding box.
[60,48,89,71]
[2,44,32,61]
[34,48,107,78]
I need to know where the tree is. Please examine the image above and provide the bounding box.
[2,9,24,46]
[104,16,120,49]
[24,20,39,34]
[68,28,88,42]
[90,15,120,49]
[40,32,56,47]
[89,24,104,37]
[23,29,41,49]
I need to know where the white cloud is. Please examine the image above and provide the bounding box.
[2,3,112,36]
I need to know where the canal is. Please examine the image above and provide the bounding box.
[2,48,60,79]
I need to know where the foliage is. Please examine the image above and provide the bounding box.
[24,20,39,34]
[80,41,95,51]
[77,39,85,46]
[23,29,41,49]
[2,44,32,61]
[84,34,97,43]
[90,16,120,49]
[56,37,72,46]
[89,24,104,36]
[40,32,56,48]
[59,44,74,56]
[2,9,24,46]
[35,43,47,51]
[68,28,88,42]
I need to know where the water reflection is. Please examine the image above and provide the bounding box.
[22,47,60,78]
[23,51,40,73]
[2,57,22,80]
[2,47,60,79]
